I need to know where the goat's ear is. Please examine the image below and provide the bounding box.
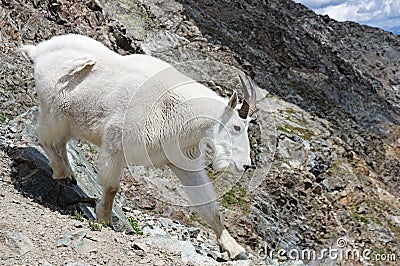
[227,91,238,110]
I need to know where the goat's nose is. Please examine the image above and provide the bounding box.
[243,164,255,171]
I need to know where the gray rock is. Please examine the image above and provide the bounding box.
[321,176,346,192]
[56,230,86,247]
[158,217,174,228]
[144,235,218,265]
[142,225,167,236]
[387,215,400,226]
[277,137,307,169]
[188,227,201,238]
[73,239,97,254]
[207,249,229,262]
[65,262,90,266]
[132,241,150,253]
[367,224,395,243]
[57,230,97,254]
[5,231,34,255]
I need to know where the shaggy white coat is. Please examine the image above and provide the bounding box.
[22,34,252,259]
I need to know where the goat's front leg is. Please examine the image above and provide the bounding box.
[168,164,249,260]
[37,112,75,184]
[96,148,124,225]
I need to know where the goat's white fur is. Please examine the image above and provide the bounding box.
[22,34,253,259]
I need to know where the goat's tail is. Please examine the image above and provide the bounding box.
[20,44,38,61]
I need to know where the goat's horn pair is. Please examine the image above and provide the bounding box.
[238,74,256,119]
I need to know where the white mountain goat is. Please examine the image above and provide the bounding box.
[22,34,256,260]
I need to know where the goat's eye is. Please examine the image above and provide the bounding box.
[233,125,241,132]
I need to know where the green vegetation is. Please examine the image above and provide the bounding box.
[88,219,106,231]
[277,125,292,134]
[0,113,6,123]
[127,216,143,235]
[88,144,96,154]
[221,185,247,209]
[207,170,218,181]
[276,107,316,141]
[276,124,314,140]
[248,132,257,147]
[326,160,351,177]
[284,107,298,115]
[352,212,368,223]
[70,210,84,222]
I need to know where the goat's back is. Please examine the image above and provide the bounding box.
[23,34,224,166]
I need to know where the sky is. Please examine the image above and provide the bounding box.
[293,0,400,32]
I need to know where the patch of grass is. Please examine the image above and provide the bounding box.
[127,216,143,235]
[352,212,368,223]
[372,217,383,226]
[387,221,400,238]
[88,219,106,231]
[249,133,257,147]
[221,186,247,209]
[278,107,312,133]
[277,125,292,134]
[277,121,314,140]
[326,161,353,179]
[284,107,298,115]
[88,144,97,154]
[207,170,218,181]
[70,210,84,222]
[0,114,6,123]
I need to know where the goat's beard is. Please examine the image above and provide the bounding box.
[212,143,236,174]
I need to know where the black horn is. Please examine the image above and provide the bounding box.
[248,76,256,117]
[238,74,256,119]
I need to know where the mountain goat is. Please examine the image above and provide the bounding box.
[22,34,256,260]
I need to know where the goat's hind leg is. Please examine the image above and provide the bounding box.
[37,113,76,184]
[168,165,249,260]
[95,147,124,225]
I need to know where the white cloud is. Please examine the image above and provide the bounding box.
[295,0,400,28]
[294,0,346,9]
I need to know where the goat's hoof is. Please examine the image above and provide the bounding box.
[96,217,113,227]
[55,176,77,186]
[79,197,97,207]
[234,251,249,260]
[67,177,78,185]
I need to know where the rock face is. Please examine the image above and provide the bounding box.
[0,0,399,265]
[180,0,400,132]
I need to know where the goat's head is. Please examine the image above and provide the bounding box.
[209,75,256,174]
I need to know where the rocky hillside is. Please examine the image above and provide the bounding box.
[1,0,399,265]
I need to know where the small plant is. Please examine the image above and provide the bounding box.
[88,219,105,231]
[70,210,84,221]
[221,186,247,209]
[127,216,143,235]
[0,113,6,123]
[88,144,96,154]
[277,124,313,140]
[352,212,368,223]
